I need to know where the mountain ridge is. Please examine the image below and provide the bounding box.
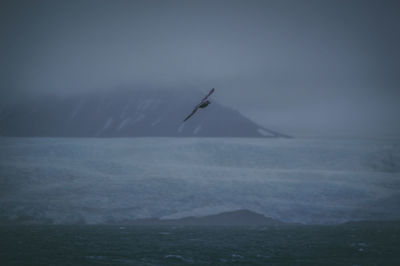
[0,88,289,138]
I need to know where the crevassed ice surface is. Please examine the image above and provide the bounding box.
[0,137,399,224]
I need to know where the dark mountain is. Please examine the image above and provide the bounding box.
[122,209,284,226]
[0,88,288,137]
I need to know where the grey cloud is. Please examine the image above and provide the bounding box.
[1,0,399,136]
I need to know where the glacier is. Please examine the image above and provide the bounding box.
[0,137,399,224]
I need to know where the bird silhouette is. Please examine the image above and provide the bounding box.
[183,88,215,122]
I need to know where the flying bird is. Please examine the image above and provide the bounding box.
[183,88,215,122]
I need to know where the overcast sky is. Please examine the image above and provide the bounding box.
[1,0,399,137]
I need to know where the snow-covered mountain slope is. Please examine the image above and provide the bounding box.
[0,89,287,138]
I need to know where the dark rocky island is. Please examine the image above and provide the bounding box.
[121,209,284,226]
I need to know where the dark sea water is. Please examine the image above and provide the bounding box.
[1,222,399,266]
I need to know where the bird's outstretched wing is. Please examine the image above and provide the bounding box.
[183,106,199,122]
[183,88,215,122]
[200,88,215,103]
